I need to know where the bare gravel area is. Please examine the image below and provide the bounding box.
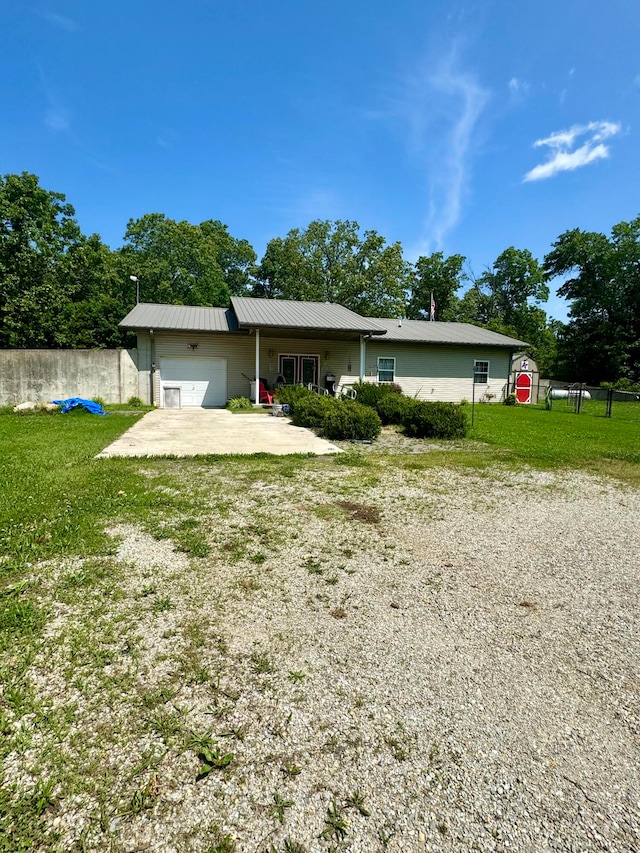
[5,456,639,852]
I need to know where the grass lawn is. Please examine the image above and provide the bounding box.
[468,400,640,477]
[0,409,170,574]
[0,406,638,851]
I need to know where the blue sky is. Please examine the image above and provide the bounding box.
[2,0,639,321]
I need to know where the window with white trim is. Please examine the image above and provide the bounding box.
[474,360,489,384]
[377,357,395,383]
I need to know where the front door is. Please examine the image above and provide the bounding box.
[301,356,317,386]
[280,356,297,386]
[279,354,319,386]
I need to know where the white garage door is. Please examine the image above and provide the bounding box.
[160,357,227,407]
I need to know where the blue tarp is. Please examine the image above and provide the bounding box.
[52,398,108,415]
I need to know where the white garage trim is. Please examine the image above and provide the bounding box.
[159,357,227,408]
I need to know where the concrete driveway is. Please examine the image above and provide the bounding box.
[96,408,341,457]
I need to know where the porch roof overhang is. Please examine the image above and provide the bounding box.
[231,297,386,337]
[119,300,387,341]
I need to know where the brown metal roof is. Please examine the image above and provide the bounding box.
[231,297,386,334]
[119,303,237,332]
[367,318,528,348]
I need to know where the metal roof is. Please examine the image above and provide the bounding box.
[367,318,528,348]
[231,297,386,334]
[119,301,527,349]
[119,303,237,332]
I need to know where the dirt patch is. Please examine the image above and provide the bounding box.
[335,500,381,523]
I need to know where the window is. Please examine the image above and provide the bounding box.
[474,360,489,384]
[377,357,395,383]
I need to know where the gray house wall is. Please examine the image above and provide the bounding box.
[139,331,512,406]
[141,331,360,403]
[366,342,512,402]
[0,349,139,406]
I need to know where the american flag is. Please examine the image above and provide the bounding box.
[430,292,436,321]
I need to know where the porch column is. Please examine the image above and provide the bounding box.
[254,328,260,405]
[359,335,366,382]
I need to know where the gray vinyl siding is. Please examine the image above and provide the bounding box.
[138,332,512,406]
[147,333,363,405]
[365,342,512,402]
[136,333,153,404]
[147,332,252,405]
[254,336,360,394]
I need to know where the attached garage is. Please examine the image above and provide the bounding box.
[159,357,227,408]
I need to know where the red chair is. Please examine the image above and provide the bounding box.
[258,381,273,404]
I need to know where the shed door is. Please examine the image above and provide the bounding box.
[160,357,227,407]
[515,372,532,404]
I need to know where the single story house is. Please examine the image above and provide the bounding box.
[119,297,527,407]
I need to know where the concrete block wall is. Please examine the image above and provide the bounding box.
[0,349,139,406]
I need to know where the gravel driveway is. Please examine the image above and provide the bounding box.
[9,456,640,852]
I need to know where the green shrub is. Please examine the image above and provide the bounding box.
[375,393,411,425]
[291,395,337,429]
[91,396,106,408]
[226,396,254,411]
[402,401,467,439]
[503,393,518,406]
[351,381,401,409]
[275,384,315,413]
[127,396,144,408]
[323,401,382,441]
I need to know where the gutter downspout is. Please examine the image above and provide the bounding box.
[149,329,155,407]
[254,328,260,406]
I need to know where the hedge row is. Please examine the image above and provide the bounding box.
[351,381,467,438]
[288,391,382,441]
[273,383,315,413]
[401,400,467,439]
[277,382,466,441]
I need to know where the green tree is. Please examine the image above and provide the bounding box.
[57,235,126,348]
[0,172,81,347]
[407,252,466,321]
[458,247,556,373]
[253,220,409,317]
[118,214,256,307]
[544,216,640,384]
[0,172,129,348]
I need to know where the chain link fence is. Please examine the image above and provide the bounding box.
[542,382,640,419]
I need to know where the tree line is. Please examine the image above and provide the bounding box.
[1,171,639,384]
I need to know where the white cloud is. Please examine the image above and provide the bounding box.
[508,77,529,96]
[524,143,609,182]
[393,46,489,251]
[156,129,179,149]
[42,12,78,32]
[45,110,69,132]
[524,120,621,182]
